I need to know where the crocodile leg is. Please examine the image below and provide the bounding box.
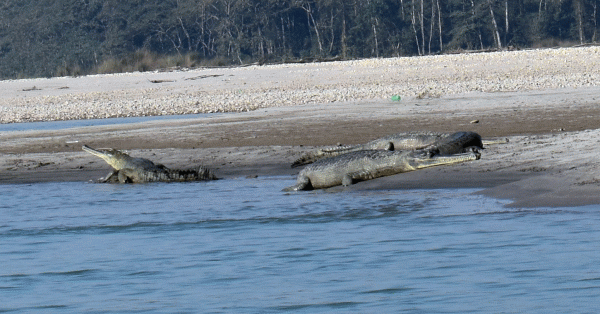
[283,175,312,191]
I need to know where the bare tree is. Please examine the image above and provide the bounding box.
[470,0,484,49]
[341,5,347,58]
[372,17,379,57]
[488,0,502,48]
[297,1,324,55]
[411,0,423,55]
[420,0,425,53]
[593,0,598,42]
[437,0,443,51]
[429,0,436,53]
[573,0,585,43]
[504,0,508,44]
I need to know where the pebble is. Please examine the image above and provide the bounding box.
[1,46,600,124]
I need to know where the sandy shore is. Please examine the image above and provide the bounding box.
[1,47,600,208]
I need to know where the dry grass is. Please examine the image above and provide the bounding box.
[94,50,234,74]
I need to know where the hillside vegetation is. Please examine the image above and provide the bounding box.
[0,0,597,79]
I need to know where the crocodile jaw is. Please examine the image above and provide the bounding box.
[412,151,481,170]
[82,145,113,160]
[82,145,123,169]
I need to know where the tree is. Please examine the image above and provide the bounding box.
[1,0,600,79]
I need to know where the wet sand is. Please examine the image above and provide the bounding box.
[2,87,600,208]
[1,48,600,208]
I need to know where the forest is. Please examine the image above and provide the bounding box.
[0,0,598,79]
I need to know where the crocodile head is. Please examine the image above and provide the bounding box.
[82,145,133,170]
[409,149,481,169]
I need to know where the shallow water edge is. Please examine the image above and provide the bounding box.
[2,178,600,313]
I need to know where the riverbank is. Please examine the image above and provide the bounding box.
[2,88,600,207]
[1,47,600,208]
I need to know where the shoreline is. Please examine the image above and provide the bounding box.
[1,47,600,208]
[2,94,600,208]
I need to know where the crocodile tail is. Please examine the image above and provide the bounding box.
[196,166,218,180]
[291,145,357,168]
[291,152,324,168]
[168,166,217,181]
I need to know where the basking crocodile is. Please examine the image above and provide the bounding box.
[82,145,216,183]
[283,148,481,191]
[291,131,504,167]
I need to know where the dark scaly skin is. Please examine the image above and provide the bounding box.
[283,148,481,191]
[426,131,483,155]
[291,131,448,168]
[291,131,504,167]
[102,166,217,183]
[83,145,217,183]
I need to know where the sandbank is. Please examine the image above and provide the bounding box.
[1,47,600,208]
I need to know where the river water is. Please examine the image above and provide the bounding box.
[2,176,600,313]
[0,113,218,132]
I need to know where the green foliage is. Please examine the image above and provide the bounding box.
[0,0,598,79]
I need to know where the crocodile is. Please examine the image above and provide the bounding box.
[291,131,504,167]
[82,145,217,183]
[283,148,481,191]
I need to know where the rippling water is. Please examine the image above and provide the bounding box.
[1,177,600,313]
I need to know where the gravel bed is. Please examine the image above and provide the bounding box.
[1,46,599,123]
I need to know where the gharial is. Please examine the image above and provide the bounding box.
[283,148,481,191]
[82,145,217,183]
[291,131,506,167]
